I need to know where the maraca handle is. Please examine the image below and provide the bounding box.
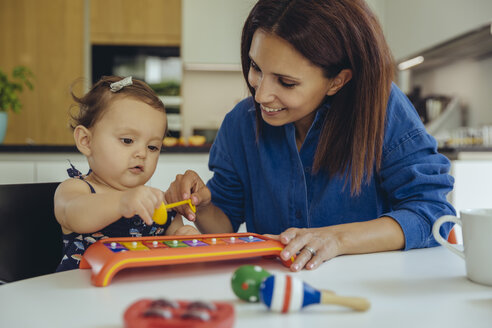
[321,291,370,311]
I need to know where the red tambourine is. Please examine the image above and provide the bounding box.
[123,298,234,328]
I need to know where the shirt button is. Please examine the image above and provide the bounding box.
[304,166,311,173]
[295,210,302,219]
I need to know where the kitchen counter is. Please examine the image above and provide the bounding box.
[0,144,211,154]
[0,145,213,186]
[2,145,491,156]
[438,146,492,160]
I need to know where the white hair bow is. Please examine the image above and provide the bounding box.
[110,76,133,92]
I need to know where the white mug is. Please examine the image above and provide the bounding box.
[433,209,492,286]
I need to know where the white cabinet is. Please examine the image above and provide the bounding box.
[0,151,244,230]
[450,159,492,213]
[182,0,256,65]
[36,160,90,183]
[447,157,492,244]
[149,153,212,191]
[0,153,211,189]
[0,153,90,184]
[0,161,35,184]
[180,0,255,138]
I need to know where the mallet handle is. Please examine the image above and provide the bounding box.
[321,291,370,311]
[165,199,196,212]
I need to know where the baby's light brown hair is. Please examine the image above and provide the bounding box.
[70,76,166,134]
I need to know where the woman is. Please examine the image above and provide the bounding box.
[165,0,455,271]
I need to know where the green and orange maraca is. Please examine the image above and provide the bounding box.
[231,265,272,303]
[231,265,370,312]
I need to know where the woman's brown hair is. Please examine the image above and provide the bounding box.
[241,0,394,195]
[70,76,166,131]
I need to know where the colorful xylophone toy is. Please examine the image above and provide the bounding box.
[80,232,295,287]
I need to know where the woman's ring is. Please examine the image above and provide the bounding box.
[304,246,317,257]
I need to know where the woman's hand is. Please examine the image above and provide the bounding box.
[268,218,405,271]
[267,227,342,272]
[119,186,164,226]
[165,170,211,222]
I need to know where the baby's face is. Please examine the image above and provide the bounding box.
[86,97,167,190]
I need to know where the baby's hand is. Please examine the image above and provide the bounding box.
[174,225,200,236]
[119,186,164,225]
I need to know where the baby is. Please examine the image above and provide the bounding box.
[55,76,198,271]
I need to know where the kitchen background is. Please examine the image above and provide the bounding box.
[1,0,492,223]
[1,0,491,145]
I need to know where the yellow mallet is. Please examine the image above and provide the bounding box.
[152,199,197,225]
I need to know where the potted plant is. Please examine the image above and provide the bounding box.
[0,66,34,143]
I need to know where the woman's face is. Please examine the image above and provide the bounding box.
[247,29,334,128]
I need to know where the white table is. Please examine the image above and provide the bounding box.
[1,247,491,327]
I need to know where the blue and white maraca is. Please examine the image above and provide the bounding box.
[259,274,370,313]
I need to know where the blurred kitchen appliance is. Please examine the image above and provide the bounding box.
[92,45,182,137]
[92,45,180,84]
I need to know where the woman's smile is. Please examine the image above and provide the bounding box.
[261,104,286,115]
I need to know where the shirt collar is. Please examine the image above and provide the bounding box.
[313,98,331,127]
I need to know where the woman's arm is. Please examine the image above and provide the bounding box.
[273,129,453,272]
[378,87,455,250]
[276,129,454,271]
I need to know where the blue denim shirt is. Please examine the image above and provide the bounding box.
[207,84,455,250]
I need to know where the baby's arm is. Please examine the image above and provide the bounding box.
[54,179,163,234]
[166,215,200,236]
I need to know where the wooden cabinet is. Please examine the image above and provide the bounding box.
[0,0,85,145]
[0,0,181,146]
[90,0,181,46]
